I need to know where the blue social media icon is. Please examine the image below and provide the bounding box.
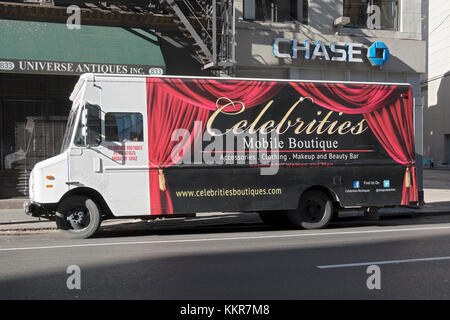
[383,180,390,188]
[353,181,360,189]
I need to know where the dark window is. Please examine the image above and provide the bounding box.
[343,0,399,30]
[289,0,309,23]
[105,113,143,142]
[244,0,308,23]
[243,0,267,20]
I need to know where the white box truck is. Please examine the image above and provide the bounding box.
[24,73,418,238]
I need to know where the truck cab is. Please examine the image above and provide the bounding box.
[25,73,150,238]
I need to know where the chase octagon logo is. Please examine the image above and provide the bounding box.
[367,42,390,66]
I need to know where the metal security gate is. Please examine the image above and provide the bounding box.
[0,99,68,198]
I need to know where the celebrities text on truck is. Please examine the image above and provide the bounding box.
[24,73,419,239]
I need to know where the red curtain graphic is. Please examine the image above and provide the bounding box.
[290,82,418,205]
[146,78,284,214]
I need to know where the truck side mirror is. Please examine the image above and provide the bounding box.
[81,108,88,138]
[81,126,88,138]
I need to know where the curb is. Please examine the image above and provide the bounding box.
[0,218,146,233]
[0,199,26,210]
[1,210,449,234]
[0,227,58,233]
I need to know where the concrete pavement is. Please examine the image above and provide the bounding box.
[2,215,450,299]
[0,168,449,234]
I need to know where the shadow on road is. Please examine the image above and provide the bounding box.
[92,210,450,240]
[1,230,450,300]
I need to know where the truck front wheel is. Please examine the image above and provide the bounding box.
[288,190,333,230]
[56,195,102,239]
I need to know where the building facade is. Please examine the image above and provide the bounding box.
[232,0,426,201]
[0,1,210,198]
[422,0,450,164]
[234,0,424,89]
[0,0,427,201]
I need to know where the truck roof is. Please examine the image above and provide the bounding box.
[82,73,412,87]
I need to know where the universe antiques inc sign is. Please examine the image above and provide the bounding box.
[0,59,165,76]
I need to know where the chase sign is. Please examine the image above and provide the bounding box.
[367,42,390,66]
[273,39,390,66]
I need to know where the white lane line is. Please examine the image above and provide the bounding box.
[1,225,450,252]
[318,256,450,269]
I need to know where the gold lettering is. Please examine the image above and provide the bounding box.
[305,119,318,134]
[326,121,339,134]
[248,100,274,134]
[206,97,246,136]
[294,118,306,134]
[206,96,368,137]
[232,120,248,134]
[275,98,304,134]
[337,121,352,134]
[351,119,368,135]
[316,111,334,134]
[258,120,276,134]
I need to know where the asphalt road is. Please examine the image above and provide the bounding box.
[1,213,450,300]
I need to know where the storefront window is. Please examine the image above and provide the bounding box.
[343,0,399,30]
[0,96,70,197]
[1,99,68,171]
[244,0,308,23]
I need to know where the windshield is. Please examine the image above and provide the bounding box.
[60,105,80,153]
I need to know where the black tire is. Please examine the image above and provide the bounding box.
[56,195,102,239]
[258,211,290,226]
[288,190,333,230]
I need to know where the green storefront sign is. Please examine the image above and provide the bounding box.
[0,19,165,76]
[0,59,164,76]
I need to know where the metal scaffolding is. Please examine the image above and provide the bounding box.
[9,0,236,72]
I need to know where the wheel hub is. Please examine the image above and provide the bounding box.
[303,199,324,222]
[67,207,90,230]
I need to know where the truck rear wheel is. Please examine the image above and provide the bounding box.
[288,190,333,230]
[56,195,101,239]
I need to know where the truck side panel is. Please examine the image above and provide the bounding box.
[69,76,416,218]
[143,77,416,216]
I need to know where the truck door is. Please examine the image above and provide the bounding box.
[68,103,104,203]
[69,104,149,217]
[100,111,149,216]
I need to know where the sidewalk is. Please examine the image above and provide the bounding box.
[0,169,449,233]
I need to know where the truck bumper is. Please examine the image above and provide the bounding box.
[24,200,47,217]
